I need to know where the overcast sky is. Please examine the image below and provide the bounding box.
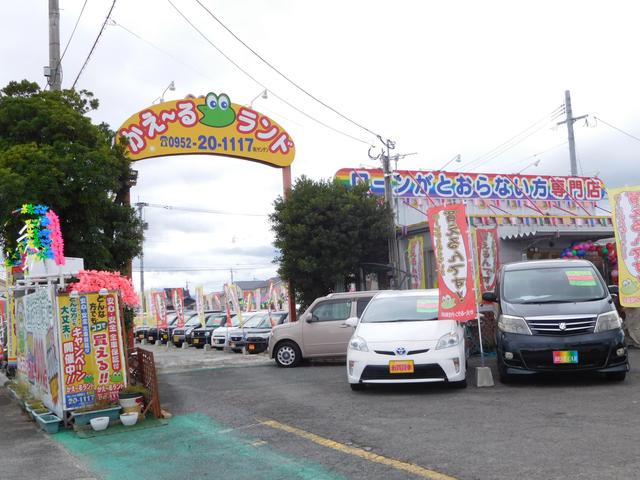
[2,0,639,295]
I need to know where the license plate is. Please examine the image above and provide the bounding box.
[230,342,236,348]
[389,360,414,374]
[553,350,578,364]
[248,344,255,350]
[173,336,178,342]
[162,335,168,340]
[193,339,199,344]
[138,334,144,339]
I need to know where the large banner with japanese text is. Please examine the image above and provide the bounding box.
[195,286,205,326]
[428,204,477,321]
[609,185,640,307]
[171,288,185,328]
[118,95,295,168]
[5,268,17,367]
[407,236,426,289]
[336,168,606,201]
[57,292,126,410]
[0,299,5,357]
[474,227,500,299]
[151,290,168,328]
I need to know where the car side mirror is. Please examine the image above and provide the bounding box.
[482,292,498,303]
[344,317,358,328]
[306,314,318,323]
[608,285,619,295]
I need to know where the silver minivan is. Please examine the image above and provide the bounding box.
[268,291,377,367]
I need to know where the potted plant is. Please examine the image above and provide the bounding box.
[118,385,149,415]
[70,400,122,426]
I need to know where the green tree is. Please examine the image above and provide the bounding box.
[270,176,391,309]
[0,80,142,272]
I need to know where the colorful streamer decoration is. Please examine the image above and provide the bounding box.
[10,204,65,270]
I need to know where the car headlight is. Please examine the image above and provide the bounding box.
[349,336,368,352]
[595,310,622,332]
[498,315,532,335]
[205,332,211,336]
[436,331,460,350]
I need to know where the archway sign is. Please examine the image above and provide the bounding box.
[117,92,297,320]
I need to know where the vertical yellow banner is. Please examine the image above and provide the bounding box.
[609,185,640,307]
[407,236,426,289]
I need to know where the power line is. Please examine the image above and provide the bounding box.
[166,0,374,146]
[61,0,88,62]
[133,265,275,272]
[194,0,382,139]
[460,105,564,171]
[140,202,269,217]
[593,116,640,144]
[72,0,117,89]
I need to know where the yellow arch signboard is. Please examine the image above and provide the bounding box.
[117,92,295,168]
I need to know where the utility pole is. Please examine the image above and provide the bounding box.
[136,202,148,312]
[371,136,400,289]
[47,0,62,90]
[557,90,587,176]
[230,267,234,284]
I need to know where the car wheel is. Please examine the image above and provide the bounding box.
[497,357,514,384]
[606,371,626,382]
[349,383,365,391]
[274,341,301,368]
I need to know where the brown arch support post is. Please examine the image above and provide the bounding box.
[282,166,297,322]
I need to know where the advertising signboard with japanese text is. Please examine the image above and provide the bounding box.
[609,185,640,307]
[171,288,185,328]
[428,204,478,322]
[57,292,126,410]
[5,268,17,367]
[118,95,295,168]
[19,287,63,416]
[0,299,5,356]
[474,227,500,298]
[336,168,606,201]
[407,236,426,289]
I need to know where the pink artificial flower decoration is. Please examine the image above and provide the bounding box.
[67,270,140,307]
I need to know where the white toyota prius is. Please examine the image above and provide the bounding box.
[346,289,467,390]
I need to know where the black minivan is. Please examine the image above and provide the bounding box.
[483,259,629,383]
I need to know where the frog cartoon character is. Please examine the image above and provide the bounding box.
[198,92,235,127]
[621,278,640,295]
[440,294,456,309]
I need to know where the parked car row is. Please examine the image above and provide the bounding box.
[135,310,289,354]
[266,259,630,392]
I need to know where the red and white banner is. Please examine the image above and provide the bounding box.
[171,288,185,327]
[428,204,478,322]
[474,227,500,298]
[151,290,168,328]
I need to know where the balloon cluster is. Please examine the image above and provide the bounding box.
[560,240,618,280]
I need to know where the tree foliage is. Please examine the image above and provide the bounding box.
[0,80,142,272]
[270,176,391,309]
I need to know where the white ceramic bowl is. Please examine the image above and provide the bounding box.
[120,412,139,426]
[89,416,110,431]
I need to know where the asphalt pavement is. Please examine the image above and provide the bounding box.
[158,349,640,480]
[3,347,639,480]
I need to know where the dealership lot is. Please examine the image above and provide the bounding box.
[155,348,640,480]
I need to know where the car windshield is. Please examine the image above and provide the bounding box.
[205,314,227,327]
[502,266,607,303]
[184,316,202,327]
[361,296,439,323]
[241,313,269,328]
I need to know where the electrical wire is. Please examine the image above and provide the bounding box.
[140,202,270,217]
[72,0,117,89]
[593,116,640,144]
[166,0,374,146]
[133,265,275,272]
[460,105,565,171]
[194,0,382,139]
[61,0,88,62]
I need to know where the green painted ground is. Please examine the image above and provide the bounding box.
[55,413,345,480]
